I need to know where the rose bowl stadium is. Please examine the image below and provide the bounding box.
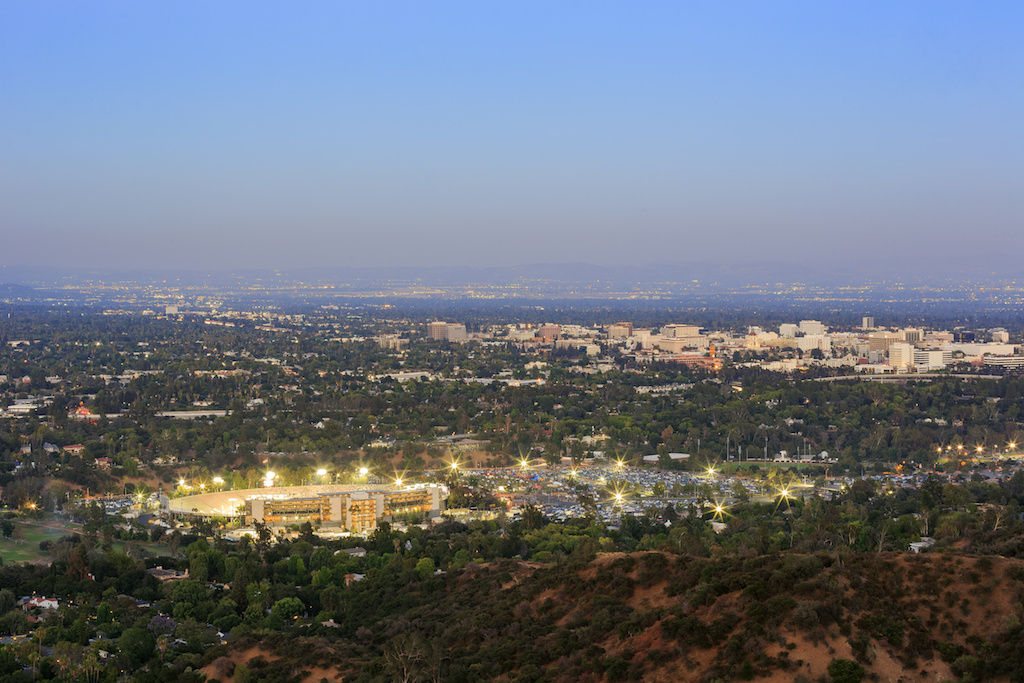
[165,483,445,532]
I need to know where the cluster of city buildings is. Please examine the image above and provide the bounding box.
[410,318,1021,374]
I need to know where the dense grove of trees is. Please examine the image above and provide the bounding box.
[0,473,1019,679]
[3,314,1024,502]
[4,311,1024,678]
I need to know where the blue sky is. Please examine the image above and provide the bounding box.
[2,2,1022,271]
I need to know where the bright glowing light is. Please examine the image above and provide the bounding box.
[976,445,984,454]
[449,461,459,471]
[614,459,625,470]
[706,466,717,477]
[780,488,790,498]
[937,446,943,454]
[568,468,578,478]
[358,466,369,476]
[212,476,224,485]
[25,502,36,510]
[614,492,623,503]
[199,482,206,490]
[178,479,186,487]
[394,477,403,487]
[316,468,327,477]
[710,502,727,520]
[519,458,530,470]
[265,471,276,480]
[1010,442,1018,450]
[957,444,964,450]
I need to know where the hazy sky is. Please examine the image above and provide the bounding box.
[2,2,1022,272]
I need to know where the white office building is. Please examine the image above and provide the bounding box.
[799,320,827,336]
[889,343,914,369]
[913,349,949,370]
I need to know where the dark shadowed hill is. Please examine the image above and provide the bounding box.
[206,550,1024,682]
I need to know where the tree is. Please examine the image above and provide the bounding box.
[270,596,304,623]
[384,633,429,683]
[119,627,155,667]
[828,658,865,683]
[414,557,435,580]
[522,505,547,530]
[731,481,750,503]
[254,522,272,556]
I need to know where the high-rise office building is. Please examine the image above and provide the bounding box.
[427,322,468,342]
[426,321,448,341]
[888,343,914,369]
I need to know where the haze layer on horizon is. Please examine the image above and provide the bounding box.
[2,2,1022,273]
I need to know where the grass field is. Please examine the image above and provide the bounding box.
[0,517,174,564]
[0,521,73,564]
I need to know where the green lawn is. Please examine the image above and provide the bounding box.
[0,521,72,564]
[0,518,174,565]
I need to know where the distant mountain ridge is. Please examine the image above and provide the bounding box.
[2,262,1020,289]
[0,283,37,298]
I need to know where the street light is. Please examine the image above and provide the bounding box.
[358,466,369,477]
[316,468,327,477]
[775,486,793,513]
[212,476,224,485]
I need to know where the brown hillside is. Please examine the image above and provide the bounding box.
[209,551,1024,682]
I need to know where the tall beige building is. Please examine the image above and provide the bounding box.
[888,343,914,369]
[426,321,448,340]
[868,331,903,352]
[427,322,467,342]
